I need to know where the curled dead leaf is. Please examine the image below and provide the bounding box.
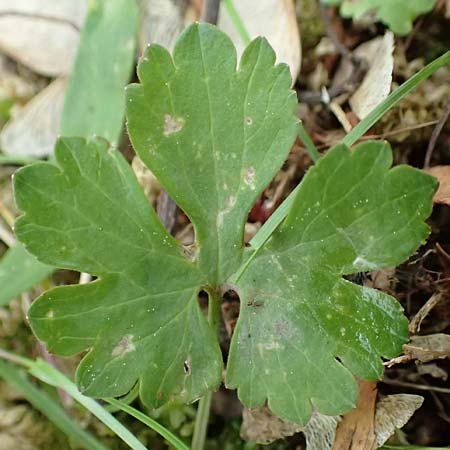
[0,0,86,76]
[404,333,450,363]
[424,166,450,205]
[372,394,424,449]
[416,362,448,380]
[241,406,302,444]
[350,32,394,120]
[241,406,339,450]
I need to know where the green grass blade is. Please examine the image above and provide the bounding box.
[250,50,450,251]
[249,184,299,249]
[29,359,148,450]
[104,382,139,413]
[343,51,450,147]
[61,0,138,144]
[105,398,191,450]
[298,121,320,162]
[0,243,53,306]
[0,360,108,450]
[223,0,251,45]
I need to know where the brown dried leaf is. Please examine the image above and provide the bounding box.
[425,166,450,205]
[364,268,397,292]
[241,406,302,444]
[372,394,423,449]
[404,334,450,363]
[332,381,377,450]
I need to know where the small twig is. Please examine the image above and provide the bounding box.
[383,378,450,394]
[201,0,221,24]
[311,120,439,151]
[409,292,444,334]
[424,380,450,424]
[0,220,15,247]
[329,101,353,133]
[423,97,450,168]
[436,242,450,261]
[299,5,366,105]
[319,3,354,61]
[0,11,80,31]
[404,15,426,52]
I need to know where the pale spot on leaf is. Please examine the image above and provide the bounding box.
[111,334,136,357]
[163,114,184,136]
[244,167,256,190]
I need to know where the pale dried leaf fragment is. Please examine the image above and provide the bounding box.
[241,406,339,450]
[404,333,450,363]
[372,394,424,449]
[0,55,42,104]
[0,78,66,157]
[304,413,340,450]
[218,0,301,81]
[137,0,188,53]
[0,0,86,76]
[350,32,394,119]
[241,406,303,444]
[416,362,448,380]
[425,166,450,205]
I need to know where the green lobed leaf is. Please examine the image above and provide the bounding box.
[15,137,222,407]
[0,0,138,308]
[126,23,298,284]
[322,0,436,35]
[226,141,437,423]
[14,24,437,424]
